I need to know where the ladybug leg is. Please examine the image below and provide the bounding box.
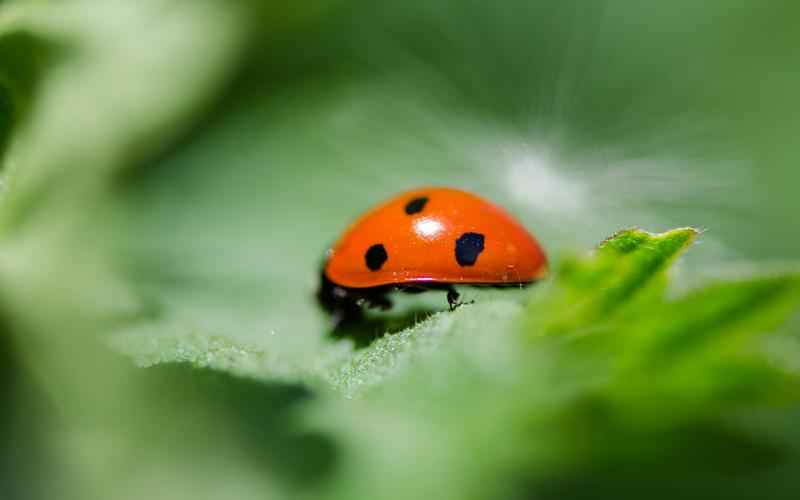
[446,285,475,311]
[446,287,461,311]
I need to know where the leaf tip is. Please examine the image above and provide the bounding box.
[598,226,699,257]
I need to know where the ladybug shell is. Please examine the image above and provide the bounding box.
[324,187,547,288]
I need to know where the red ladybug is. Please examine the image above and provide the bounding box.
[318,187,547,324]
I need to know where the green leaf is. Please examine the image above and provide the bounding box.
[0,24,48,170]
[0,0,254,235]
[306,229,800,500]
[524,228,800,416]
[528,227,698,336]
[635,274,800,363]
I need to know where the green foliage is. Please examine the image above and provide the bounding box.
[303,229,800,500]
[1,1,800,500]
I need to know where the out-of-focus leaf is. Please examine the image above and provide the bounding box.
[0,2,339,499]
[0,27,48,172]
[0,0,253,234]
[0,326,62,500]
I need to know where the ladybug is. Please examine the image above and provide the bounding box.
[317,187,547,325]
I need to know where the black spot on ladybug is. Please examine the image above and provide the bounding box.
[365,244,388,271]
[404,196,429,215]
[455,232,485,266]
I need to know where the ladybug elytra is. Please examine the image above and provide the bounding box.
[318,187,547,325]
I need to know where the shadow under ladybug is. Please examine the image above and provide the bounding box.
[317,271,533,329]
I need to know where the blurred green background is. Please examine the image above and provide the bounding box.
[1,1,799,499]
